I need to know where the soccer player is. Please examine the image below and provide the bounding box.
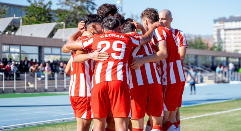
[131,8,185,131]
[121,21,166,131]
[78,3,118,31]
[159,9,188,131]
[65,16,161,131]
[64,14,107,131]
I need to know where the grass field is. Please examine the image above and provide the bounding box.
[9,99,241,131]
[0,93,68,99]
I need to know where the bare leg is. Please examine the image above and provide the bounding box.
[76,117,92,131]
[150,116,163,128]
[93,118,106,131]
[169,109,177,123]
[163,111,170,124]
[114,117,130,131]
[176,107,180,122]
[131,118,144,129]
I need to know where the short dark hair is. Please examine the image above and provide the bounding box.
[121,21,136,34]
[116,13,125,25]
[141,8,159,24]
[84,14,103,27]
[126,18,134,22]
[102,16,120,30]
[97,4,118,18]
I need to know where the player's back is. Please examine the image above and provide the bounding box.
[69,36,94,97]
[82,31,140,86]
[129,32,161,87]
[153,26,185,85]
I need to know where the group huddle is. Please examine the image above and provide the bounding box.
[62,3,187,131]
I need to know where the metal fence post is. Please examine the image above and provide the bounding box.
[238,73,240,81]
[2,73,4,93]
[214,72,216,83]
[14,73,16,92]
[35,73,37,91]
[55,73,57,91]
[45,72,48,91]
[64,72,66,90]
[24,72,27,92]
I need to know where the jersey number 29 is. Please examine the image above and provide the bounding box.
[97,41,126,60]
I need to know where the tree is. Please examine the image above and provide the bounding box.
[188,36,209,50]
[216,41,223,51]
[210,41,223,51]
[54,0,96,28]
[0,5,9,18]
[22,0,53,25]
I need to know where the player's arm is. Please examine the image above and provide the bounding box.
[74,49,109,63]
[131,40,167,70]
[179,47,186,63]
[65,58,71,74]
[178,30,188,63]
[62,44,72,53]
[132,21,146,35]
[65,31,84,51]
[139,22,161,46]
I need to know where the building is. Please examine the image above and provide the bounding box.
[0,2,26,27]
[213,15,241,53]
[0,2,73,63]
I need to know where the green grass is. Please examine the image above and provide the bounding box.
[8,99,241,131]
[180,99,241,118]
[0,93,68,99]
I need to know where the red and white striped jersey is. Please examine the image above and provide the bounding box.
[152,26,185,85]
[172,29,188,48]
[82,31,141,87]
[69,36,94,97]
[128,32,161,88]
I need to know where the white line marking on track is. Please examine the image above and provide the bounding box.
[181,108,241,120]
[0,117,76,130]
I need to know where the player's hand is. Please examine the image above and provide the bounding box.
[132,21,144,30]
[152,22,162,28]
[78,21,86,31]
[75,30,84,39]
[131,57,145,70]
[89,48,109,61]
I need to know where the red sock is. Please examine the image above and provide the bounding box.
[162,121,173,131]
[105,128,115,131]
[172,122,178,128]
[152,126,162,130]
[132,128,143,131]
[147,120,151,126]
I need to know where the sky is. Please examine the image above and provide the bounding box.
[1,0,241,35]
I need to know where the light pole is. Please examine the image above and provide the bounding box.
[117,0,125,16]
[57,22,65,41]
[13,14,22,35]
[117,0,122,12]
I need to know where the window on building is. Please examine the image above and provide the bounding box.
[200,56,206,66]
[215,57,227,66]
[2,45,20,62]
[20,46,39,61]
[44,47,71,62]
[229,57,239,66]
[2,45,39,63]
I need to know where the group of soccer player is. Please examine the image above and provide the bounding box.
[62,3,188,131]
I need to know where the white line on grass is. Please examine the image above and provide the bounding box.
[181,98,237,108]
[181,108,241,120]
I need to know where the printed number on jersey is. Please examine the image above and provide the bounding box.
[97,41,126,60]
